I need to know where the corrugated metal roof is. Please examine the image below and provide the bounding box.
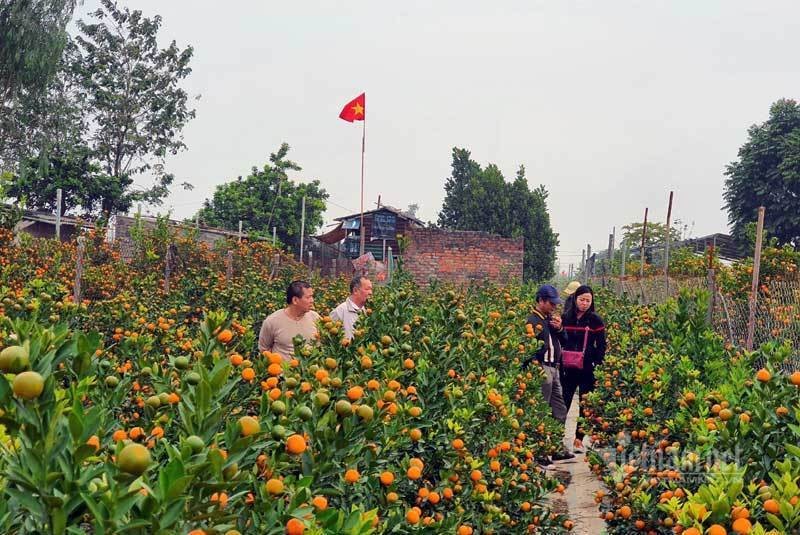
[314,222,347,244]
[334,205,424,227]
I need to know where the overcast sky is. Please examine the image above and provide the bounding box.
[76,1,800,271]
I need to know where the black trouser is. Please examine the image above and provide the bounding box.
[560,366,596,441]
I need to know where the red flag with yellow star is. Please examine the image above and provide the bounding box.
[339,93,365,122]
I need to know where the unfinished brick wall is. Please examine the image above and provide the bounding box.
[403,228,523,285]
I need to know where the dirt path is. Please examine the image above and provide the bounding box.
[547,394,607,534]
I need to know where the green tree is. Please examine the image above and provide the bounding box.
[437,148,481,229]
[0,0,77,100]
[4,147,122,216]
[72,0,196,213]
[519,178,559,283]
[0,170,22,228]
[1,1,196,216]
[723,99,800,248]
[437,149,559,282]
[621,221,682,249]
[0,41,104,213]
[462,163,510,232]
[0,40,86,172]
[197,143,329,249]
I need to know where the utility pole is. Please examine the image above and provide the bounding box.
[586,244,592,277]
[299,196,306,260]
[580,249,586,277]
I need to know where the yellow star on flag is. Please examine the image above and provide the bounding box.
[339,93,365,122]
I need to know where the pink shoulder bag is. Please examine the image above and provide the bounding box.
[561,326,589,370]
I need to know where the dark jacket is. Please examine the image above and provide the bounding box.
[561,311,606,369]
[524,309,567,367]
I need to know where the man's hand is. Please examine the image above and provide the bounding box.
[549,315,562,330]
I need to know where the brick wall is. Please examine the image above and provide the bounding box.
[403,228,523,285]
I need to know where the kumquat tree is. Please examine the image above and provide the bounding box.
[3,217,800,535]
[3,1,800,533]
[0,227,573,534]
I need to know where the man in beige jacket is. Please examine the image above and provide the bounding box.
[258,280,320,360]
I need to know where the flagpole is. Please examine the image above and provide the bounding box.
[359,108,366,256]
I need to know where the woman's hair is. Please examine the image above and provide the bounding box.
[563,285,597,323]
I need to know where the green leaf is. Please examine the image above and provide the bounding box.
[115,519,153,533]
[343,509,362,530]
[6,487,46,516]
[52,507,67,535]
[210,361,232,391]
[110,490,142,522]
[68,410,83,442]
[766,512,784,531]
[166,475,194,500]
[779,500,793,520]
[785,443,800,458]
[0,374,10,405]
[158,499,185,529]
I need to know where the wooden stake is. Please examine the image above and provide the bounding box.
[640,207,648,278]
[74,236,85,304]
[387,246,393,282]
[55,188,62,240]
[707,263,716,326]
[664,191,674,292]
[621,240,628,279]
[745,206,765,351]
[164,244,173,294]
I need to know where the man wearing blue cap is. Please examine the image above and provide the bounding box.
[525,284,573,461]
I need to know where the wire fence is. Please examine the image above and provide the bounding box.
[589,275,800,370]
[299,237,396,284]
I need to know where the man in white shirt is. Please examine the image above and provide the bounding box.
[330,276,373,339]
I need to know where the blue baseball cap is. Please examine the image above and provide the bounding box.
[536,284,563,305]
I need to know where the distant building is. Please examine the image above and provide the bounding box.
[12,209,93,241]
[678,233,742,261]
[315,205,425,261]
[624,233,744,263]
[8,208,243,259]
